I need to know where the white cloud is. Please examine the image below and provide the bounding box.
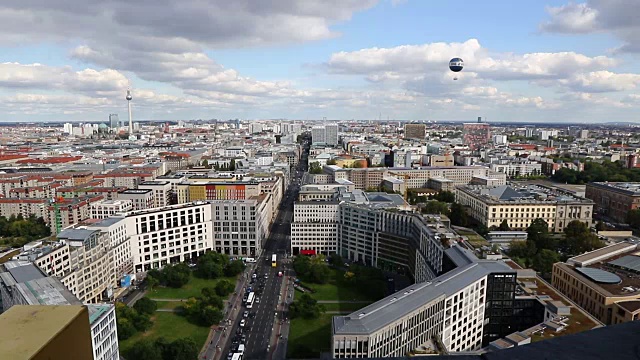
[540,1,640,53]
[539,3,598,33]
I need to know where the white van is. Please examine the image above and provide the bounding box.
[237,344,245,356]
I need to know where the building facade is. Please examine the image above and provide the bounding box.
[456,185,594,232]
[125,202,214,273]
[404,123,426,140]
[584,182,640,223]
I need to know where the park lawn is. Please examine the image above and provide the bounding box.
[148,275,237,299]
[119,312,210,355]
[156,301,184,310]
[305,269,385,302]
[321,302,371,313]
[287,314,333,359]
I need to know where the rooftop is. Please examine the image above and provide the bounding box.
[6,263,46,283]
[0,305,91,360]
[333,261,513,335]
[458,184,593,204]
[588,182,640,195]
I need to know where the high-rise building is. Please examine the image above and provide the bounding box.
[312,126,326,144]
[463,123,491,150]
[108,114,119,129]
[325,124,339,146]
[404,123,426,139]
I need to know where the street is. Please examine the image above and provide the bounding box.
[217,139,308,360]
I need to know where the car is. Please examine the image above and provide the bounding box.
[264,273,268,279]
[240,319,246,327]
[252,273,257,279]
[243,311,249,318]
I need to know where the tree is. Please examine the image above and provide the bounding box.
[200,305,224,326]
[229,159,236,171]
[432,191,455,203]
[290,293,324,319]
[146,275,159,291]
[201,159,209,168]
[126,339,163,360]
[116,317,136,340]
[421,201,449,215]
[561,220,605,256]
[215,279,235,297]
[133,297,158,315]
[224,260,245,277]
[448,203,468,227]
[326,159,337,165]
[163,264,191,288]
[196,261,224,279]
[527,218,555,250]
[532,249,560,276]
[329,254,344,267]
[595,221,606,232]
[343,271,355,283]
[309,263,331,284]
[293,256,311,276]
[309,161,323,174]
[498,220,511,231]
[161,338,199,360]
[628,209,640,228]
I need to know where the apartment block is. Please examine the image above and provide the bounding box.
[118,189,154,211]
[178,182,261,203]
[0,198,49,222]
[47,196,105,234]
[34,229,116,303]
[456,184,594,232]
[87,217,133,280]
[138,181,172,208]
[404,123,426,140]
[91,199,133,219]
[584,182,640,223]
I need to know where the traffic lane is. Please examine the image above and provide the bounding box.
[243,266,284,359]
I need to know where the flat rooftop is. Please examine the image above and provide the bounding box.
[459,184,592,204]
[333,261,513,335]
[588,182,640,195]
[119,189,152,194]
[0,305,89,360]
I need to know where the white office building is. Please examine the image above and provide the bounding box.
[211,199,271,258]
[290,201,340,255]
[332,259,516,357]
[125,202,214,273]
[91,199,133,219]
[88,304,119,360]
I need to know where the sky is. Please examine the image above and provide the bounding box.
[0,0,640,123]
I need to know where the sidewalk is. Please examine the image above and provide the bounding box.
[271,260,294,360]
[200,264,256,360]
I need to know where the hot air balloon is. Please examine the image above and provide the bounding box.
[449,58,464,80]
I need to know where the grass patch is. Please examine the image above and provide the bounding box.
[148,275,237,299]
[304,269,385,302]
[156,301,184,310]
[321,302,371,312]
[119,312,210,355]
[287,314,333,359]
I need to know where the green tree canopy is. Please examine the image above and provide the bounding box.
[133,297,157,315]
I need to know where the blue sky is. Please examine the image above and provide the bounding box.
[0,0,639,122]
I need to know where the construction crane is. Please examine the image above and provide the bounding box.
[50,196,65,235]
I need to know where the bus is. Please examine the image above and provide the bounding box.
[246,292,255,309]
[271,254,277,268]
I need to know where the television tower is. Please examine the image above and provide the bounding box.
[126,89,133,134]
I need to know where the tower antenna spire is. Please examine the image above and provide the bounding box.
[126,87,133,136]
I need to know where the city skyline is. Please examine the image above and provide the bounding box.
[0,1,639,123]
